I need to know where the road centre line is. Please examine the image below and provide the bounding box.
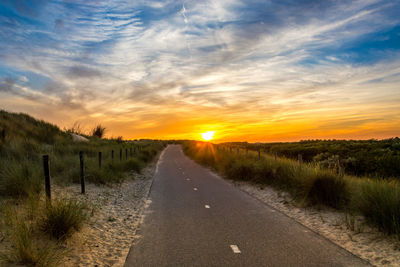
[230,245,241,254]
[205,205,210,208]
[193,188,198,191]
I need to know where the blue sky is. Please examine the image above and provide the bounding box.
[0,0,399,141]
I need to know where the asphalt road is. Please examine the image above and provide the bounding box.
[125,145,369,267]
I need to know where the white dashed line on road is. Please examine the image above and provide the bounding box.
[186,178,190,181]
[193,188,198,191]
[205,205,210,208]
[230,245,241,254]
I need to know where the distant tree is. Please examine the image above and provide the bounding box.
[91,124,106,138]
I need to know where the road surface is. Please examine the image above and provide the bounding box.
[125,145,369,266]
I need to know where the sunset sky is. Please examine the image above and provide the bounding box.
[0,0,399,142]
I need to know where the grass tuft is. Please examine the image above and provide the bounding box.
[356,180,400,235]
[0,204,64,267]
[0,160,42,197]
[41,199,88,240]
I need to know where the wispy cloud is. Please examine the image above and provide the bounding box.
[0,0,399,141]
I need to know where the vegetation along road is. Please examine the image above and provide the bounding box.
[125,145,369,266]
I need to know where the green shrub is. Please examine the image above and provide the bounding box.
[253,160,275,184]
[122,158,143,173]
[138,147,157,163]
[41,199,88,240]
[225,159,256,181]
[307,172,349,209]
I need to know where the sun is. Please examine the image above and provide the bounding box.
[201,131,215,141]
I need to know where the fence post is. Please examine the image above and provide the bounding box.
[79,151,85,194]
[258,148,261,160]
[298,154,302,169]
[275,152,277,163]
[120,149,122,161]
[43,155,51,202]
[98,151,102,168]
[111,150,114,164]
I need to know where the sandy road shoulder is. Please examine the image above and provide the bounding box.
[54,155,160,267]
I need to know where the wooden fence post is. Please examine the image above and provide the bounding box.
[79,151,85,194]
[120,149,122,161]
[298,154,302,169]
[43,155,51,202]
[98,151,102,169]
[111,150,114,164]
[275,152,277,163]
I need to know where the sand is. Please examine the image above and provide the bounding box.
[233,181,400,267]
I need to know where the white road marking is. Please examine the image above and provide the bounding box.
[230,245,241,254]
[193,188,198,191]
[205,205,210,208]
[186,178,190,181]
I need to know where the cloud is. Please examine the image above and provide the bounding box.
[0,0,399,140]
[0,77,15,93]
[67,65,102,79]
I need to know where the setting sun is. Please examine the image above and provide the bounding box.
[201,131,215,141]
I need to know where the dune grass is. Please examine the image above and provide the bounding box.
[183,141,400,238]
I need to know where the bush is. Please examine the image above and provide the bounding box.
[41,199,88,240]
[225,159,256,181]
[122,158,143,173]
[307,172,349,209]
